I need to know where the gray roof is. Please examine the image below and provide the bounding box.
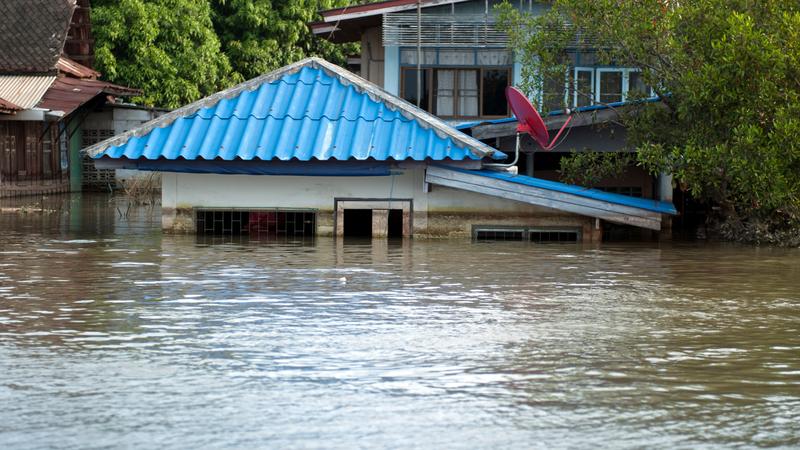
[0,0,76,75]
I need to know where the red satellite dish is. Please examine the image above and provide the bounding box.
[505,87,572,150]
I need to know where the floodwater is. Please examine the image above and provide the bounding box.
[1,194,799,449]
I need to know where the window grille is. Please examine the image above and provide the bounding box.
[82,129,116,192]
[194,208,317,240]
[473,226,581,243]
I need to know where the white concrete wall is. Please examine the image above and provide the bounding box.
[162,169,584,237]
[164,170,554,214]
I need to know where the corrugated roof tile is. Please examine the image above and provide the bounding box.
[0,75,56,109]
[89,58,504,162]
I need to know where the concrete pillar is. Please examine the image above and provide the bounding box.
[372,209,389,237]
[526,152,534,177]
[659,172,673,202]
[658,172,674,232]
[69,122,82,192]
[591,218,603,243]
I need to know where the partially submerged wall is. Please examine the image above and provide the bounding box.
[161,169,601,241]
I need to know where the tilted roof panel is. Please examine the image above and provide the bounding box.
[37,77,143,115]
[0,75,56,109]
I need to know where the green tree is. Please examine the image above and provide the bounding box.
[211,0,359,80]
[497,0,800,244]
[93,0,243,108]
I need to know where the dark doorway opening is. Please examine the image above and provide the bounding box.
[388,209,403,238]
[344,209,373,237]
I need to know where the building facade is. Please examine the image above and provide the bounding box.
[84,58,674,241]
[309,0,673,206]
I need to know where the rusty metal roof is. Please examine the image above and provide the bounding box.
[0,75,57,109]
[0,96,23,114]
[56,57,99,79]
[37,77,142,115]
[0,0,76,74]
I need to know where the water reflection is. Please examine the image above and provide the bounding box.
[0,195,798,448]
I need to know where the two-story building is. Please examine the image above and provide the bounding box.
[309,0,671,204]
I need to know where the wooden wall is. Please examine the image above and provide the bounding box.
[360,27,385,88]
[0,121,71,197]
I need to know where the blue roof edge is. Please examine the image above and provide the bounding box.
[431,164,677,215]
[456,96,663,130]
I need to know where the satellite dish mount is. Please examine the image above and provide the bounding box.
[485,87,572,170]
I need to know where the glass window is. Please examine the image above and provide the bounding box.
[628,72,651,98]
[477,49,512,66]
[543,71,567,111]
[566,50,579,66]
[59,122,68,169]
[401,61,511,119]
[402,68,430,111]
[433,69,455,116]
[400,48,436,65]
[481,69,509,116]
[439,48,475,65]
[599,71,623,104]
[573,69,594,108]
[458,69,479,117]
[579,51,600,66]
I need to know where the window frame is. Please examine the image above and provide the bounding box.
[399,47,513,121]
[542,47,658,110]
[400,66,512,120]
[472,225,583,243]
[596,68,625,105]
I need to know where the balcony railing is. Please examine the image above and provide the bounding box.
[383,13,509,48]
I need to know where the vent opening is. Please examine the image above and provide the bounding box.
[473,226,581,243]
[195,209,316,237]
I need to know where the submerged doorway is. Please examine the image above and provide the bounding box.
[343,209,373,237]
[387,209,403,238]
[335,199,413,238]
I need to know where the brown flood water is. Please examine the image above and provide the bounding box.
[1,193,799,449]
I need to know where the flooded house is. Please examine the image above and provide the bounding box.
[0,0,142,198]
[83,58,674,241]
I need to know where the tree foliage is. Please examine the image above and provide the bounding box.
[497,0,800,243]
[93,0,243,108]
[92,0,359,108]
[211,0,358,80]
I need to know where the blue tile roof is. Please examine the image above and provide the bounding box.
[86,58,505,163]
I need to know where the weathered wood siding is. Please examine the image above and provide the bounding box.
[0,121,71,197]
